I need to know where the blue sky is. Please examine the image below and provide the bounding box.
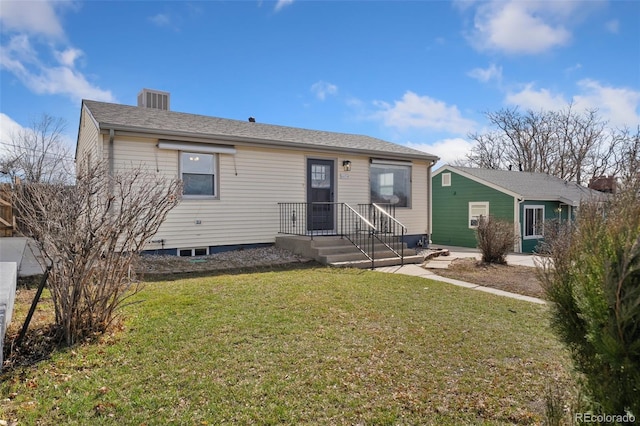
[1,0,638,166]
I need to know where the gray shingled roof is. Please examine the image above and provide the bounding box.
[82,100,438,161]
[448,166,604,206]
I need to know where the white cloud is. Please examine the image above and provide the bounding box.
[505,83,568,111]
[0,4,115,104]
[310,81,338,101]
[468,63,502,83]
[605,19,619,34]
[0,0,66,39]
[0,35,114,103]
[406,138,475,166]
[275,0,294,12]
[466,1,574,54]
[53,47,83,67]
[372,91,476,135]
[0,113,25,146]
[149,13,172,28]
[574,79,640,127]
[564,63,582,75]
[505,80,640,128]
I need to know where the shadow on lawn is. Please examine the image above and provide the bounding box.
[2,324,67,376]
[139,260,323,282]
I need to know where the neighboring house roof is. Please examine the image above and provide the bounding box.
[434,165,605,206]
[80,100,438,162]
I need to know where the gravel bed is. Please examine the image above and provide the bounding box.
[138,246,311,275]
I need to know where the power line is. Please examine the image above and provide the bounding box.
[0,140,76,161]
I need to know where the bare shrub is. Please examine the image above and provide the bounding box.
[13,162,181,345]
[475,215,515,264]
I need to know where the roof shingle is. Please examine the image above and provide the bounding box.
[82,100,438,161]
[447,166,605,205]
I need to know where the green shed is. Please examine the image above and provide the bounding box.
[431,166,604,253]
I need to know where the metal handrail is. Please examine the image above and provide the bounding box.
[370,203,406,265]
[342,203,376,269]
[372,203,407,232]
[343,203,376,231]
[277,202,408,268]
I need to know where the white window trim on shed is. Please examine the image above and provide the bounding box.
[523,205,545,239]
[441,172,451,187]
[469,202,489,228]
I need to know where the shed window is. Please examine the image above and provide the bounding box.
[370,162,411,207]
[469,202,489,228]
[181,152,217,197]
[524,206,544,239]
[442,173,451,187]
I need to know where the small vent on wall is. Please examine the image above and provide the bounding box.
[137,88,170,111]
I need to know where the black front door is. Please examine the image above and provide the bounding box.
[307,159,335,232]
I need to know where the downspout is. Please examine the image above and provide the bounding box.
[108,128,115,177]
[515,197,524,253]
[427,160,434,245]
[108,128,115,194]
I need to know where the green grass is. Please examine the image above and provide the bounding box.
[1,267,574,425]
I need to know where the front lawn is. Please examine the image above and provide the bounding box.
[1,267,574,425]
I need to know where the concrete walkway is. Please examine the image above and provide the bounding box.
[375,263,546,305]
[0,237,44,277]
[422,245,542,269]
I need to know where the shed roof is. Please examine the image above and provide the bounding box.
[81,100,438,161]
[435,165,605,206]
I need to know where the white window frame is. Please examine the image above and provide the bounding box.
[178,247,209,257]
[180,151,218,199]
[370,160,412,208]
[469,202,489,228]
[523,205,545,239]
[442,172,451,187]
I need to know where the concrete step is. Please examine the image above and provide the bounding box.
[275,235,419,267]
[319,247,416,264]
[330,254,425,269]
[315,242,409,256]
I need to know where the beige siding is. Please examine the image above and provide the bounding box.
[104,135,431,251]
[335,157,370,204]
[76,107,101,171]
[110,137,177,177]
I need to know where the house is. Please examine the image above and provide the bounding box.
[431,165,604,253]
[76,89,439,262]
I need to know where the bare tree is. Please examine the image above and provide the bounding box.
[13,161,181,345]
[1,114,74,183]
[465,106,625,185]
[612,126,640,189]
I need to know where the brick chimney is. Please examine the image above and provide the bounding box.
[589,175,617,194]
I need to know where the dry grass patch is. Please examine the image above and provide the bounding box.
[433,258,545,299]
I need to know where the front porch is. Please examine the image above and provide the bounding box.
[276,202,425,268]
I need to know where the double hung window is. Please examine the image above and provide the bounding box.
[181,152,216,197]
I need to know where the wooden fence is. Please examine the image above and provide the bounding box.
[0,184,14,237]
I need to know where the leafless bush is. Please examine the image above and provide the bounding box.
[475,215,516,264]
[13,161,181,345]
